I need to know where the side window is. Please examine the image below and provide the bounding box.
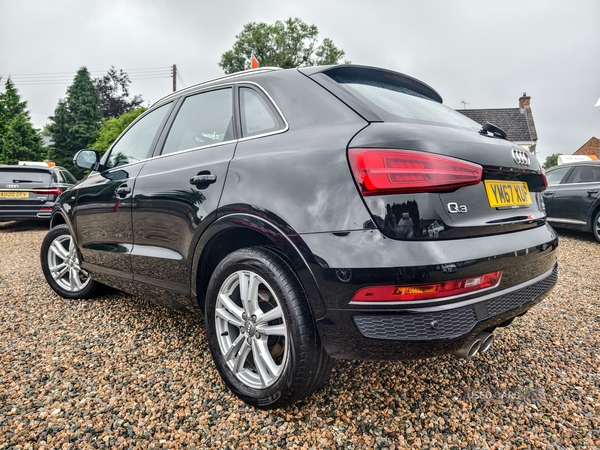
[545,167,570,185]
[162,88,233,155]
[61,170,78,184]
[105,103,172,169]
[240,87,282,137]
[567,166,600,183]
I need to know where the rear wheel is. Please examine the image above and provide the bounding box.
[593,210,600,242]
[205,247,334,409]
[41,224,101,299]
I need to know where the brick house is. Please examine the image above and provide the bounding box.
[457,93,538,155]
[573,137,599,158]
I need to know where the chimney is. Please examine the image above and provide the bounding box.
[519,92,531,109]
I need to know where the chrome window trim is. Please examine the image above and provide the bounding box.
[559,181,600,186]
[236,81,289,142]
[88,80,290,171]
[154,67,282,105]
[144,140,238,161]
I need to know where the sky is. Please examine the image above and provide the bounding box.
[1,0,598,163]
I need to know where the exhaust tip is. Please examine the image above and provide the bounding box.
[453,338,481,359]
[479,332,494,353]
[467,339,481,358]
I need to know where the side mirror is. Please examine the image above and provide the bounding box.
[73,149,100,171]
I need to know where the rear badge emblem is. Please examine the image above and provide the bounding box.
[5,184,19,188]
[512,148,531,166]
[447,202,467,213]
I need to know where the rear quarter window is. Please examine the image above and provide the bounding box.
[239,87,284,137]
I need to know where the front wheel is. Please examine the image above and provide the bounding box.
[205,247,334,409]
[593,210,600,243]
[40,224,101,299]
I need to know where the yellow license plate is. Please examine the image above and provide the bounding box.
[484,180,531,208]
[0,191,29,199]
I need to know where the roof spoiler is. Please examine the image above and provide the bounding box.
[300,64,443,104]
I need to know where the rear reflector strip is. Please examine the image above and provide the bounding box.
[351,270,502,303]
[348,149,482,195]
[32,188,62,196]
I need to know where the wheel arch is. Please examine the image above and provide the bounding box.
[191,213,326,318]
[589,201,600,235]
[50,210,67,228]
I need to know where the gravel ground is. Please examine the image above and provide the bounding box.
[0,221,598,449]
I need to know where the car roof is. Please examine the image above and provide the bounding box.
[152,64,443,107]
[154,67,283,106]
[548,161,600,169]
[0,164,66,172]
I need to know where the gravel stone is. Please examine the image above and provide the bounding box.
[1,221,598,449]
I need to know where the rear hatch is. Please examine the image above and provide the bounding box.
[307,66,547,240]
[0,167,59,207]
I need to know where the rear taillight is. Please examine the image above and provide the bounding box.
[540,172,548,191]
[32,188,62,196]
[348,149,482,196]
[351,270,502,303]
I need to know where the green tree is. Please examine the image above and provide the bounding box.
[0,114,43,164]
[0,78,44,163]
[543,153,560,169]
[91,107,147,152]
[219,18,348,74]
[48,67,102,177]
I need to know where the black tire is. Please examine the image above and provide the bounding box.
[593,210,600,243]
[40,224,101,299]
[205,247,334,409]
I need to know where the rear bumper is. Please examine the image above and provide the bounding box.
[316,265,556,360]
[0,205,54,221]
[298,224,558,360]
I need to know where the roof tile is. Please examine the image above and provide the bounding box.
[457,107,537,143]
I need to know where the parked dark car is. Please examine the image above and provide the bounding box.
[543,160,600,241]
[40,65,558,408]
[0,164,77,221]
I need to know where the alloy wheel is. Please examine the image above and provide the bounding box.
[215,270,288,389]
[46,234,91,293]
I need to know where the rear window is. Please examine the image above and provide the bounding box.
[330,73,480,129]
[0,168,51,184]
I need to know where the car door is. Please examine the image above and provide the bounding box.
[73,102,174,293]
[130,87,236,310]
[542,166,572,219]
[549,165,600,225]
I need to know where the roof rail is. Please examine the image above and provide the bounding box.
[154,67,282,105]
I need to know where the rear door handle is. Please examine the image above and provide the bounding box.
[543,191,554,196]
[587,189,599,194]
[190,174,217,185]
[115,185,131,197]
